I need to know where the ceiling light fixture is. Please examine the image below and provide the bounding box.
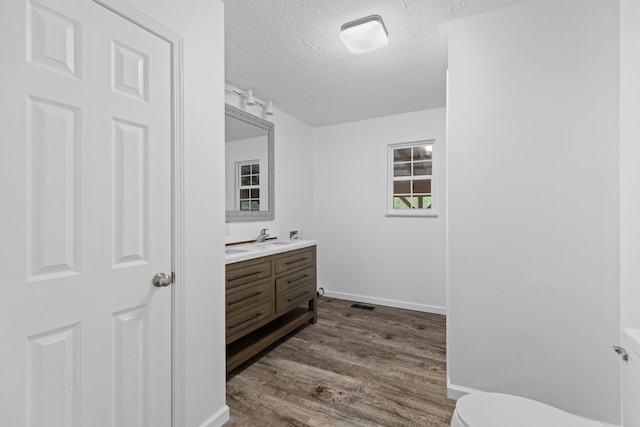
[340,15,389,54]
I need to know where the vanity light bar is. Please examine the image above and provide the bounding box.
[226,85,274,116]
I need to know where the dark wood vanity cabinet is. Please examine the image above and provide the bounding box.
[225,245,317,373]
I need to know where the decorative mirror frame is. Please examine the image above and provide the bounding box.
[225,103,275,222]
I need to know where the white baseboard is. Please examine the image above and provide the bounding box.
[198,405,229,427]
[322,290,446,315]
[446,380,477,400]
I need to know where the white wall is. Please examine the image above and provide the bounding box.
[122,1,228,425]
[313,109,447,313]
[620,0,640,331]
[225,91,316,244]
[447,0,620,424]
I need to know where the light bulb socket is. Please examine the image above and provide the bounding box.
[263,100,274,116]
[245,89,256,105]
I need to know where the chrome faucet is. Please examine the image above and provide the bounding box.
[255,228,270,242]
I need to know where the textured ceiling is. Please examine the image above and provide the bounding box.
[224,0,525,127]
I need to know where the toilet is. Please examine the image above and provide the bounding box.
[451,327,640,427]
[450,392,603,427]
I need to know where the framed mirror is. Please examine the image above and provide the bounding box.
[225,103,274,222]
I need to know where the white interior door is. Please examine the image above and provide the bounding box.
[0,0,173,425]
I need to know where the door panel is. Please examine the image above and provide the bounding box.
[26,96,82,280]
[112,118,149,267]
[0,0,172,425]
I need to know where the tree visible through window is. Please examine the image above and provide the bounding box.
[388,141,433,214]
[237,161,260,211]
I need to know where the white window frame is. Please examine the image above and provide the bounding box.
[386,140,438,218]
[235,159,261,211]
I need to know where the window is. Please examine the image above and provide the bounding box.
[387,140,436,217]
[237,161,260,211]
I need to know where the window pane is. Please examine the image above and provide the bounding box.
[241,176,251,186]
[250,189,260,198]
[393,196,412,209]
[250,201,260,211]
[240,164,251,175]
[240,201,250,211]
[413,179,431,194]
[393,181,410,194]
[394,163,411,177]
[240,189,249,198]
[413,161,432,176]
[252,163,260,174]
[393,196,432,210]
[418,196,432,209]
[409,197,420,209]
[394,148,411,162]
[251,175,260,185]
[413,146,433,160]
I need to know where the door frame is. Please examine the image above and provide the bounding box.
[91,1,186,425]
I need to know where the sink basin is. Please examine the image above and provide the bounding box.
[225,248,249,255]
[226,241,292,255]
[255,241,293,248]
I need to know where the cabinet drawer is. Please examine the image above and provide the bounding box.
[226,279,272,316]
[275,247,314,276]
[226,259,272,290]
[276,281,315,313]
[276,267,315,295]
[226,300,274,342]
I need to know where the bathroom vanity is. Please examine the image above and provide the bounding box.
[225,240,317,373]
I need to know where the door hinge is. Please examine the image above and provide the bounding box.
[171,272,176,284]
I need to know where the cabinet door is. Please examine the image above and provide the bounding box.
[275,247,315,275]
[276,267,316,313]
[226,279,273,316]
[226,299,274,344]
[226,258,272,289]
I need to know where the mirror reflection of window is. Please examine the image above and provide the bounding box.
[224,104,274,222]
[237,161,260,211]
[225,114,269,212]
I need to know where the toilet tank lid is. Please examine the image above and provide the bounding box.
[455,392,601,427]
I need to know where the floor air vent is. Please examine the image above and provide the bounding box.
[351,303,375,311]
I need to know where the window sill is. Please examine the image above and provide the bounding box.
[386,210,438,218]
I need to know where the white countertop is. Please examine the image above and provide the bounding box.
[224,239,317,264]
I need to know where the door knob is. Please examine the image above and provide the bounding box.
[152,272,172,288]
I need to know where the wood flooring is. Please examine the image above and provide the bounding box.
[225,297,456,427]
